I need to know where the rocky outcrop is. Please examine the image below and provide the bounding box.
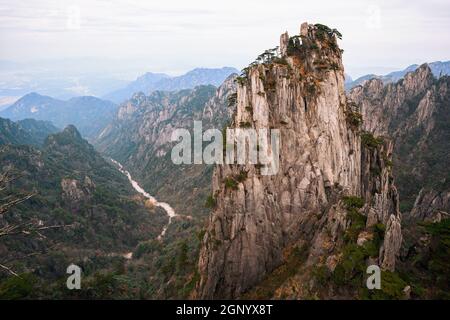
[202,75,237,129]
[61,176,95,208]
[348,65,450,215]
[361,141,398,226]
[410,188,450,222]
[349,64,435,136]
[197,23,402,299]
[61,178,86,203]
[361,140,402,270]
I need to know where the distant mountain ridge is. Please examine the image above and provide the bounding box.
[103,67,239,103]
[0,117,59,146]
[346,60,450,90]
[0,93,117,138]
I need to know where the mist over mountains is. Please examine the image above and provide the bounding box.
[103,67,239,103]
[0,65,239,113]
[0,59,129,101]
[0,67,239,140]
[0,93,117,138]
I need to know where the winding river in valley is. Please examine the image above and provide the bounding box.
[110,159,177,241]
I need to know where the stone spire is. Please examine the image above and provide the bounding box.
[300,22,309,37]
[196,22,402,299]
[279,31,289,56]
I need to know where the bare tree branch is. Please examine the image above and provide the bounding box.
[0,193,36,215]
[0,263,20,277]
[0,169,24,192]
[0,169,70,278]
[0,223,73,238]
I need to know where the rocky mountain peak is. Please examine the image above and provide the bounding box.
[349,63,437,136]
[196,23,402,299]
[402,63,435,95]
[61,124,82,139]
[44,125,90,153]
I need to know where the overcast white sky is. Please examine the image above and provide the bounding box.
[0,0,449,78]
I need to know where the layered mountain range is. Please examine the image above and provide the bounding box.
[345,60,450,90]
[0,93,117,138]
[0,21,448,300]
[347,64,450,298]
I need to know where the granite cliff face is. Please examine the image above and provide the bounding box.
[410,189,450,222]
[349,64,435,136]
[348,65,450,220]
[197,23,402,299]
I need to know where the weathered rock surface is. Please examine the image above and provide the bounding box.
[349,64,435,136]
[410,188,450,222]
[61,176,95,208]
[348,65,450,217]
[197,23,402,299]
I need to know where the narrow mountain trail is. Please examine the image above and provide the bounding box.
[110,159,177,241]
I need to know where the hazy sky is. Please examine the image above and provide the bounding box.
[1,0,449,78]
